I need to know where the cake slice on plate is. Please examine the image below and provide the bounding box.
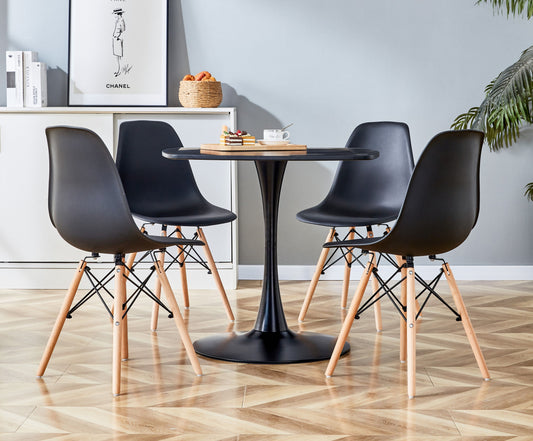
[220,126,255,146]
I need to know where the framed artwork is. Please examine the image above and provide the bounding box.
[68,0,168,106]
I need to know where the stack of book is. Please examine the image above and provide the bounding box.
[6,51,47,108]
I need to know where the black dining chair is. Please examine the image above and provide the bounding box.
[116,120,236,328]
[297,122,414,331]
[324,129,490,399]
[37,126,204,396]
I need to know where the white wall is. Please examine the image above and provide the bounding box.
[1,0,532,267]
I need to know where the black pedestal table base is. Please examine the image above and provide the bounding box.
[193,329,349,364]
[193,159,350,363]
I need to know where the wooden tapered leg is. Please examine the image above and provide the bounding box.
[151,252,164,332]
[325,259,375,377]
[442,263,490,380]
[197,227,235,322]
[176,227,190,309]
[112,261,127,396]
[125,252,137,276]
[341,228,356,309]
[154,259,202,376]
[371,253,383,332]
[406,262,416,399]
[298,228,336,322]
[37,260,86,377]
[150,227,167,332]
[396,256,408,363]
[366,228,382,332]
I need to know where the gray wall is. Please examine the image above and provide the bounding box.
[2,0,532,266]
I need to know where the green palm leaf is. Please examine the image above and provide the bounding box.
[451,45,533,150]
[476,0,533,18]
[454,1,533,202]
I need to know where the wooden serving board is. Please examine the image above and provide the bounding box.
[200,143,307,152]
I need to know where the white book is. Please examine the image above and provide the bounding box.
[6,51,24,107]
[28,62,48,107]
[23,51,38,107]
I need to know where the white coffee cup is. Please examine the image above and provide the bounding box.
[263,129,290,142]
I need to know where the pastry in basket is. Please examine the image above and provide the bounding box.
[219,127,255,146]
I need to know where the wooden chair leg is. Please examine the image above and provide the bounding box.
[154,259,202,376]
[366,228,382,332]
[197,227,235,322]
[150,227,166,331]
[151,252,164,332]
[371,253,383,332]
[125,252,137,276]
[298,228,336,322]
[37,260,86,377]
[112,261,127,396]
[325,259,375,377]
[442,263,490,380]
[341,228,356,309]
[147,232,167,333]
[396,256,407,363]
[176,226,190,309]
[406,262,417,399]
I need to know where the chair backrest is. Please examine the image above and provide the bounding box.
[116,120,207,217]
[323,121,414,218]
[46,126,149,254]
[380,129,484,257]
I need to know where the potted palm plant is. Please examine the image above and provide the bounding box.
[452,0,533,201]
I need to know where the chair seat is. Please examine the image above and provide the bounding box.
[132,203,237,227]
[296,203,398,227]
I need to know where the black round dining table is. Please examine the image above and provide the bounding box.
[162,147,379,364]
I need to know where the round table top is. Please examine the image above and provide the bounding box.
[162,147,379,161]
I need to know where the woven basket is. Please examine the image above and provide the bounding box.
[178,80,222,108]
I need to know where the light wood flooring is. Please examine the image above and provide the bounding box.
[1,276,533,440]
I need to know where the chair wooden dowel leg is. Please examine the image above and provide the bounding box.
[365,228,382,333]
[151,228,167,331]
[299,228,336,322]
[37,260,86,377]
[442,264,490,380]
[396,256,407,363]
[197,227,235,322]
[125,252,136,276]
[151,248,165,332]
[325,260,374,377]
[406,264,417,399]
[154,260,202,376]
[112,262,127,396]
[341,228,356,309]
[371,266,383,332]
[151,278,162,332]
[176,227,190,309]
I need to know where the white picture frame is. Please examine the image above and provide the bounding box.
[68,0,168,106]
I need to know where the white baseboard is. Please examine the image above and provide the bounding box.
[0,262,237,290]
[1,263,531,290]
[238,264,533,281]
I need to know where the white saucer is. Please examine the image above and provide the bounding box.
[258,140,290,145]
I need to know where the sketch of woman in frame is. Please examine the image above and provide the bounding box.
[112,8,126,77]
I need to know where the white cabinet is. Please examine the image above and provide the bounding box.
[0,107,237,289]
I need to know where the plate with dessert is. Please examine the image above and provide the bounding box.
[200,127,307,152]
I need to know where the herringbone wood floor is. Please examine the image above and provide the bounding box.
[1,276,533,440]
